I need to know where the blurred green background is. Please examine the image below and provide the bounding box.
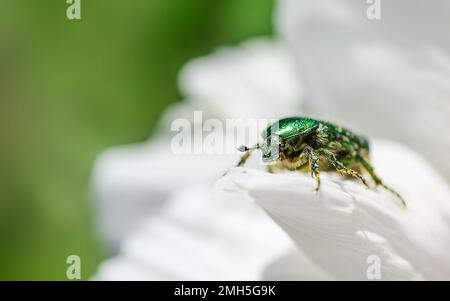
[0,0,273,280]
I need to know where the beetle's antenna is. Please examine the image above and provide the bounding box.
[237,144,259,152]
[222,144,260,177]
[237,145,249,152]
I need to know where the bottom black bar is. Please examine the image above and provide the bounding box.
[0,281,447,298]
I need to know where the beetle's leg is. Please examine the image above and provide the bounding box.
[318,149,370,189]
[236,150,252,167]
[267,164,277,173]
[222,147,254,176]
[355,155,382,185]
[235,143,261,167]
[305,146,321,191]
[357,155,407,207]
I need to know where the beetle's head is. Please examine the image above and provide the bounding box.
[237,134,281,164]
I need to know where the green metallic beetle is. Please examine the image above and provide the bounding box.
[235,117,406,207]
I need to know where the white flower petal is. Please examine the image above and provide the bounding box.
[92,137,242,249]
[178,38,302,119]
[94,185,330,280]
[216,140,450,280]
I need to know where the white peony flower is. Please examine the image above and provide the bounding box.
[92,1,450,280]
